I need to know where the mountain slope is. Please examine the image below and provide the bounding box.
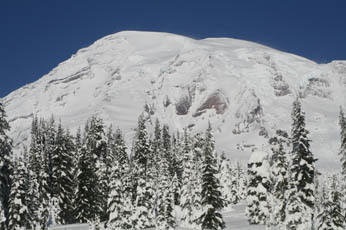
[3,31,346,169]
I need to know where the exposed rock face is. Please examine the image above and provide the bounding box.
[303,77,331,98]
[272,74,291,96]
[193,91,228,117]
[176,96,192,115]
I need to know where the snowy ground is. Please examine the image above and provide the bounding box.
[222,203,264,230]
[49,202,266,230]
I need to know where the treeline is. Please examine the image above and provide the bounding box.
[246,98,346,230]
[0,103,247,230]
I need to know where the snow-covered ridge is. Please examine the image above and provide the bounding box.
[3,31,346,169]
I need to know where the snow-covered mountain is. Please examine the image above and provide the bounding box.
[3,31,346,169]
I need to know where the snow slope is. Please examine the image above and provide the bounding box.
[3,31,346,170]
[48,203,263,230]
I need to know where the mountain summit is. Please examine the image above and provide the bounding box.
[3,31,346,169]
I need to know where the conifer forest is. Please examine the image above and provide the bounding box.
[0,98,345,230]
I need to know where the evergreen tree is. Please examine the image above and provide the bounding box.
[0,102,12,229]
[317,177,344,230]
[8,155,31,230]
[43,116,57,197]
[338,107,346,216]
[75,117,106,224]
[235,162,246,201]
[0,202,5,229]
[28,118,50,229]
[71,127,82,223]
[230,163,241,204]
[197,125,225,230]
[152,119,162,179]
[156,154,176,230]
[162,125,173,177]
[131,115,153,228]
[85,116,107,222]
[286,98,316,230]
[112,128,133,229]
[131,114,151,181]
[269,130,290,226]
[75,145,101,223]
[191,133,204,226]
[131,177,152,229]
[107,161,123,229]
[339,107,346,165]
[218,154,233,207]
[48,197,60,227]
[246,151,270,225]
[51,123,75,224]
[171,134,183,205]
[286,177,310,230]
[180,131,196,226]
[119,162,133,230]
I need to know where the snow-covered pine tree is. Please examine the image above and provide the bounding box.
[197,125,225,230]
[28,118,51,230]
[71,127,82,223]
[286,98,316,230]
[102,125,119,224]
[131,176,152,229]
[162,125,173,177]
[48,197,61,227]
[268,130,290,227]
[317,176,345,230]
[163,181,176,230]
[156,152,176,230]
[246,151,270,225]
[51,123,75,224]
[131,114,150,183]
[0,102,12,229]
[107,160,123,229]
[85,116,108,222]
[43,116,57,197]
[131,114,154,228]
[0,202,5,229]
[339,107,346,178]
[180,130,196,226]
[8,154,31,230]
[120,162,133,230]
[152,119,162,177]
[286,181,310,230]
[171,134,183,205]
[191,133,204,226]
[230,163,240,205]
[338,106,346,216]
[75,144,101,223]
[171,172,180,207]
[75,118,106,224]
[236,162,247,200]
[218,153,233,207]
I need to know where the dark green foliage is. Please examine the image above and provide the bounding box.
[75,145,101,223]
[317,177,345,230]
[246,152,270,225]
[28,117,50,229]
[286,98,316,230]
[0,103,12,229]
[198,125,225,230]
[8,155,31,230]
[51,123,75,224]
[290,98,316,209]
[269,130,290,224]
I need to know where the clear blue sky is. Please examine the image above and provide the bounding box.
[1,0,346,98]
